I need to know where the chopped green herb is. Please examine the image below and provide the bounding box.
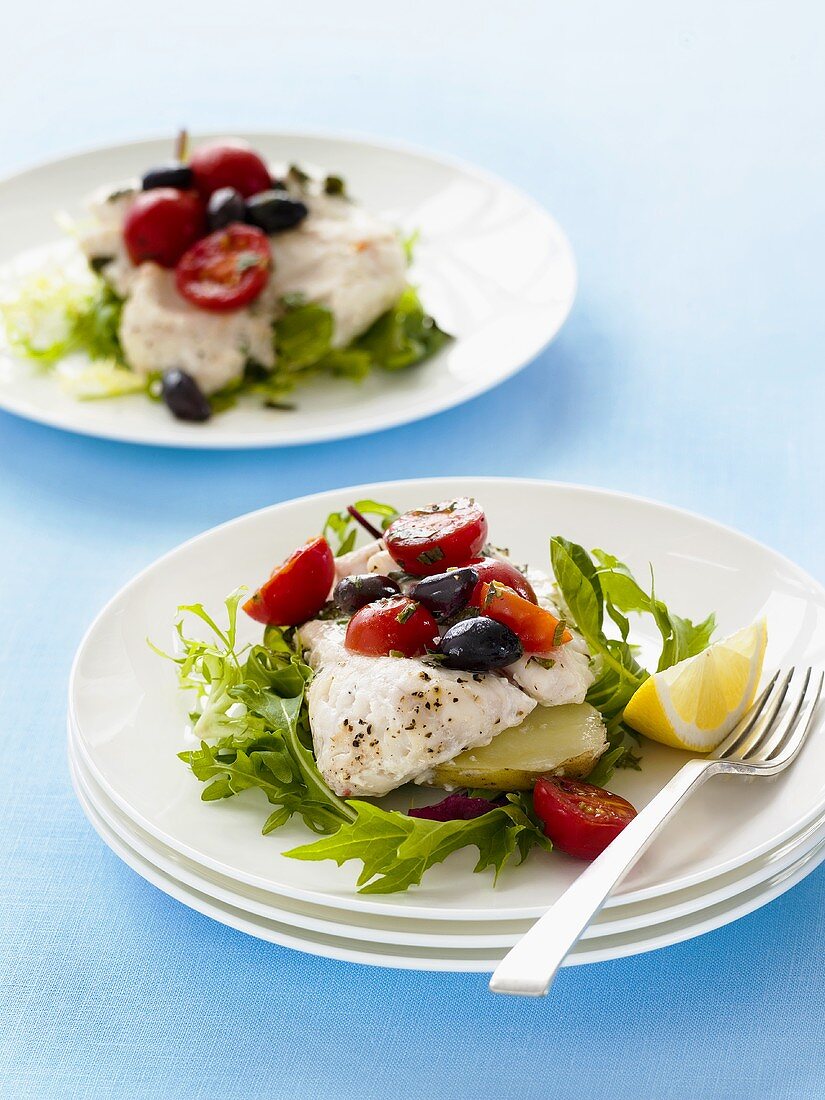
[323,174,347,197]
[417,547,446,566]
[552,619,568,647]
[287,164,311,189]
[530,656,556,670]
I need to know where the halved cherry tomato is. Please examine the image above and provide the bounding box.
[468,557,537,605]
[533,777,638,860]
[477,581,572,651]
[243,537,334,626]
[384,498,488,576]
[345,596,438,658]
[123,188,205,267]
[175,225,271,312]
[190,140,272,199]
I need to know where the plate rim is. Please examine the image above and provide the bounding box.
[68,476,825,917]
[0,128,576,449]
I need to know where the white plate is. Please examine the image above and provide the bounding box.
[70,744,825,972]
[0,131,575,448]
[69,719,825,947]
[68,477,825,922]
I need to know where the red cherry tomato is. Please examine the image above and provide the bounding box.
[468,557,537,605]
[384,498,488,577]
[345,596,439,658]
[175,225,271,312]
[533,777,638,860]
[190,140,272,199]
[123,188,205,267]
[243,537,334,626]
[477,581,572,651]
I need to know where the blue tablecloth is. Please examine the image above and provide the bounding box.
[2,3,824,1097]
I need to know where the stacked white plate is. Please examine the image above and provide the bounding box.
[68,479,825,973]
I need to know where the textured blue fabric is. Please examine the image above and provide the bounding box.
[2,3,825,1097]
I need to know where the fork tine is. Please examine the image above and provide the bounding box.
[730,667,797,761]
[763,669,823,765]
[747,668,812,762]
[716,668,791,761]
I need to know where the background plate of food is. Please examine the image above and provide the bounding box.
[0,132,576,448]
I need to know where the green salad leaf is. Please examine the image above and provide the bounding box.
[550,536,715,780]
[354,286,451,370]
[274,299,335,370]
[285,793,551,894]
[265,286,450,389]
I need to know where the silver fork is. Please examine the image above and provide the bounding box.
[490,666,824,997]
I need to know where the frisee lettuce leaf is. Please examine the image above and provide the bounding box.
[151,590,355,833]
[58,359,147,400]
[1,269,124,366]
[550,536,716,781]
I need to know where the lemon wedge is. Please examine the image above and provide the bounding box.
[623,619,767,751]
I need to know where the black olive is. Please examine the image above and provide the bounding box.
[161,370,212,422]
[409,567,478,621]
[334,574,401,615]
[207,187,246,231]
[245,191,309,233]
[436,617,522,672]
[141,163,194,190]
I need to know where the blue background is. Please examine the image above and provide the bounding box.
[2,2,824,1097]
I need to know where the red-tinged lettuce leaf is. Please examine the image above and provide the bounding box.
[408,791,502,821]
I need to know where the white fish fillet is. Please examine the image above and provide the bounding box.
[299,619,536,797]
[119,264,276,394]
[506,567,596,705]
[507,637,594,706]
[333,539,384,581]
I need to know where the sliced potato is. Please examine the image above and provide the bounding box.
[426,703,608,790]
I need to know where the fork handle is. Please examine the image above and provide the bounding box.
[489,758,720,996]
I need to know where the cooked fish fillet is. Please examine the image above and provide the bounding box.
[507,636,594,706]
[299,619,536,797]
[334,539,397,581]
[333,539,384,580]
[119,263,276,393]
[77,181,139,298]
